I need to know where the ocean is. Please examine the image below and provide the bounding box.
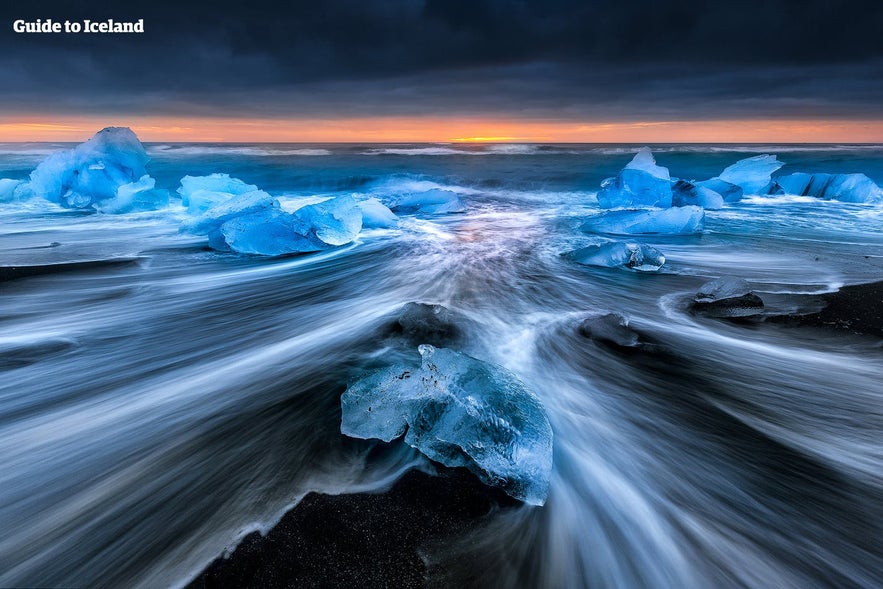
[1,143,881,588]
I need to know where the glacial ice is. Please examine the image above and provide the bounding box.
[177,173,259,214]
[182,192,362,255]
[597,147,673,209]
[578,313,641,348]
[0,179,20,202]
[566,242,665,271]
[697,178,743,203]
[388,188,466,214]
[340,344,553,505]
[14,127,166,211]
[775,173,883,203]
[717,154,784,194]
[581,206,705,235]
[357,197,399,228]
[692,276,764,317]
[671,180,725,209]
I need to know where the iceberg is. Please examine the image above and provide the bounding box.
[177,173,259,214]
[183,192,362,255]
[671,179,724,209]
[697,178,743,203]
[717,154,784,194]
[388,188,466,214]
[578,313,641,348]
[565,242,665,271]
[341,345,553,505]
[581,206,705,235]
[0,178,20,202]
[691,276,764,318]
[597,147,673,209]
[13,127,166,211]
[357,197,399,228]
[775,173,883,203]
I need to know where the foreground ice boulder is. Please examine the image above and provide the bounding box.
[691,276,764,318]
[388,188,466,214]
[13,127,168,212]
[177,173,259,214]
[565,242,665,271]
[597,147,673,209]
[717,154,784,194]
[341,345,553,505]
[581,206,705,235]
[182,192,362,255]
[671,180,725,209]
[357,197,399,228]
[775,173,883,203]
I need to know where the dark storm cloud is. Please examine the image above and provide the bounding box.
[2,0,883,119]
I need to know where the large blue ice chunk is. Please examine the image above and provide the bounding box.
[357,197,399,228]
[177,173,259,214]
[341,344,553,505]
[775,172,883,203]
[389,188,466,214]
[597,147,673,208]
[0,179,20,202]
[182,192,362,255]
[565,242,665,271]
[671,179,724,209]
[94,175,170,214]
[581,206,705,235]
[696,178,744,203]
[717,154,784,194]
[15,127,165,211]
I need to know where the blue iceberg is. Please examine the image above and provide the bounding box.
[177,173,259,214]
[13,127,166,212]
[775,173,883,203]
[0,178,20,202]
[597,147,673,209]
[566,242,665,271]
[717,154,784,194]
[357,197,399,228]
[581,206,705,235]
[696,178,744,203]
[183,192,362,255]
[341,344,553,505]
[389,188,466,214]
[671,180,724,210]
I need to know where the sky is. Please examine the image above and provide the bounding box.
[1,0,883,142]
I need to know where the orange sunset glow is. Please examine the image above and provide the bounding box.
[1,116,882,143]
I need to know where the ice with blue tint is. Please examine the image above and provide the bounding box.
[12,127,166,211]
[357,197,399,228]
[177,173,259,214]
[581,205,705,235]
[775,172,883,203]
[340,344,553,505]
[717,154,784,194]
[182,192,362,255]
[671,179,725,209]
[95,175,170,214]
[0,178,19,202]
[697,177,744,203]
[566,242,665,271]
[597,147,673,208]
[389,188,466,214]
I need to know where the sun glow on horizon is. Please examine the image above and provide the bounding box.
[1,116,882,143]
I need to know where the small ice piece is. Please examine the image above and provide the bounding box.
[0,178,20,202]
[95,175,170,214]
[177,173,259,214]
[341,345,553,505]
[389,188,466,214]
[357,197,399,228]
[393,302,464,345]
[581,206,705,235]
[717,154,784,194]
[692,276,764,317]
[597,147,673,208]
[776,172,883,203]
[17,127,160,210]
[183,192,362,255]
[671,179,724,209]
[578,313,641,347]
[697,178,743,203]
[566,242,665,271]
